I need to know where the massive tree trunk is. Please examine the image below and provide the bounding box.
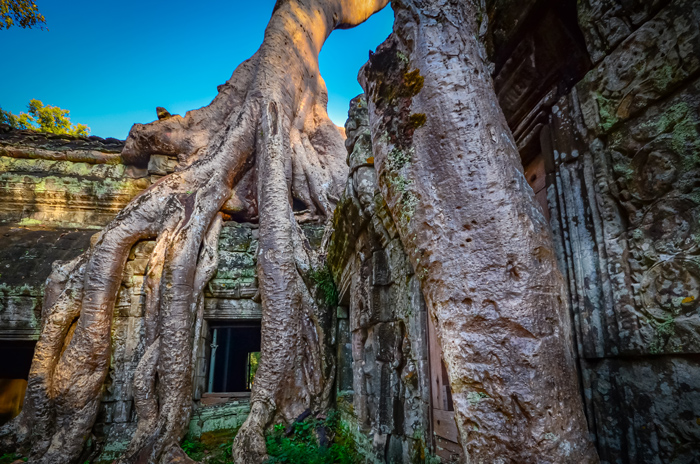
[0,1,387,463]
[360,0,599,462]
[0,0,598,463]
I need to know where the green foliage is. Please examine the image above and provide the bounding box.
[182,438,206,457]
[265,410,362,464]
[309,264,338,307]
[248,351,260,388]
[0,100,89,136]
[0,0,46,30]
[182,429,239,464]
[0,453,26,463]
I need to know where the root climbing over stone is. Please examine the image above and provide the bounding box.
[0,1,389,463]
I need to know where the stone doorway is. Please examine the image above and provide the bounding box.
[427,315,462,461]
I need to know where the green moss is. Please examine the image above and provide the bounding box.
[612,162,634,181]
[595,93,619,132]
[656,102,690,134]
[631,228,644,240]
[182,427,240,464]
[387,147,413,171]
[17,218,44,227]
[648,316,676,355]
[389,174,411,194]
[673,119,700,174]
[400,190,418,226]
[310,264,339,307]
[402,70,424,97]
[409,432,441,464]
[467,391,489,405]
[408,113,427,129]
[652,64,676,92]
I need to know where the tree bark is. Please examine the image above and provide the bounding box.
[0,0,600,463]
[0,1,388,463]
[361,1,599,462]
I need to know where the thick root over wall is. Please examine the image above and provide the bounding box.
[0,0,599,463]
[0,1,388,462]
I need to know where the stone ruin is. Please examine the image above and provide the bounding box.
[1,0,699,462]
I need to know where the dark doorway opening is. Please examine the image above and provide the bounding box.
[0,340,35,426]
[207,322,261,393]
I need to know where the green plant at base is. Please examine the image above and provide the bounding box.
[265,410,362,464]
[182,438,235,464]
[0,453,27,463]
[309,264,339,307]
[1,99,89,136]
[182,427,240,464]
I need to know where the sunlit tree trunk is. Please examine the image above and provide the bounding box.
[0,1,387,463]
[361,0,599,462]
[0,0,599,463]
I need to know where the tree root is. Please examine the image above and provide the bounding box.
[0,1,389,462]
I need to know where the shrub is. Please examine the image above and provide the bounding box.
[0,99,89,136]
[309,264,338,308]
[265,410,362,464]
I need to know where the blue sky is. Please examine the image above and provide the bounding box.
[0,1,394,139]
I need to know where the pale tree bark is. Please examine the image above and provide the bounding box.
[0,0,599,463]
[0,1,388,463]
[360,1,599,462]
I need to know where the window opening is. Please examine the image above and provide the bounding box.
[0,341,35,426]
[207,322,261,393]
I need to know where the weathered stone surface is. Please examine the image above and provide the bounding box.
[576,0,700,134]
[203,298,262,320]
[329,95,432,462]
[577,0,667,62]
[0,159,151,229]
[188,401,251,439]
[146,154,178,175]
[0,125,124,157]
[538,0,700,459]
[0,128,154,230]
[585,356,700,464]
[0,227,93,340]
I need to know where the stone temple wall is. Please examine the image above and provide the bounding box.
[328,96,434,462]
[95,223,263,462]
[2,0,700,461]
[0,127,262,460]
[490,0,700,461]
[325,0,700,462]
